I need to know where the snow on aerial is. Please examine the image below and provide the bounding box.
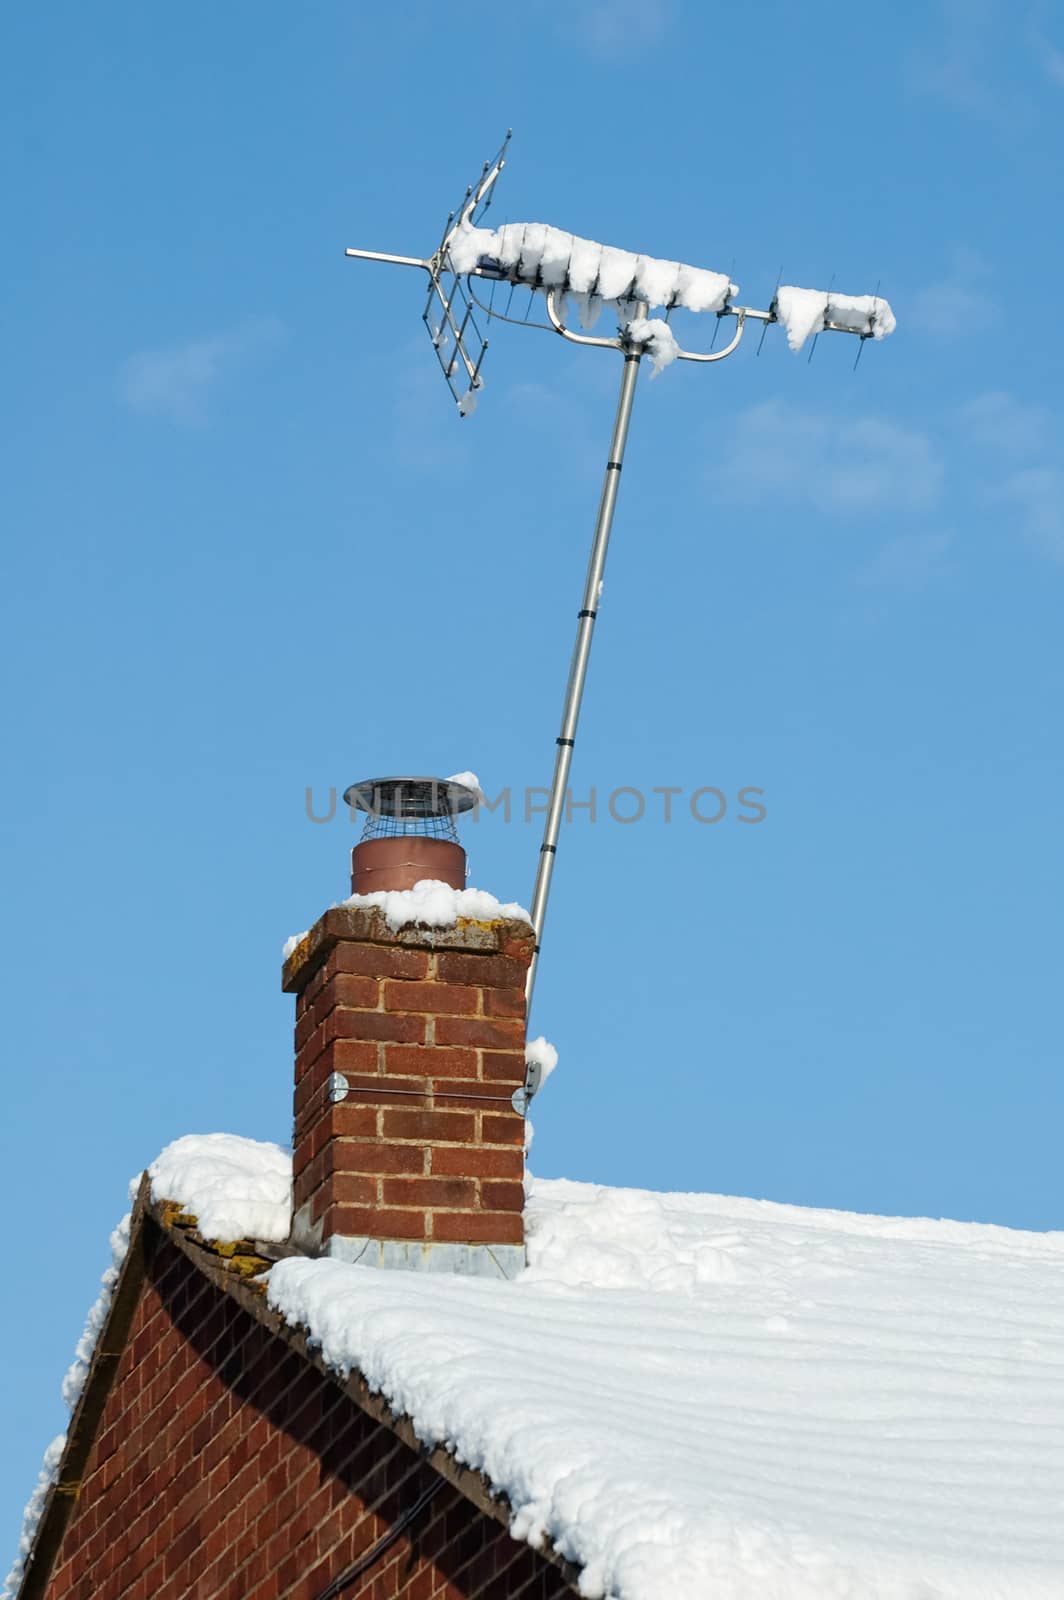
[625,316,680,374]
[447,218,897,353]
[447,217,736,325]
[774,284,896,350]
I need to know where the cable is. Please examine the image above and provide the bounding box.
[313,1477,444,1600]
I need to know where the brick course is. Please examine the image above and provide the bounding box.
[283,907,534,1258]
[42,1232,574,1600]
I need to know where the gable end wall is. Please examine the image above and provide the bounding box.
[40,1232,574,1600]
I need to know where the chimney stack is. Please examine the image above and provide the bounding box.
[283,777,533,1278]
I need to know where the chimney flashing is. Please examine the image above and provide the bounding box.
[324,1235,526,1280]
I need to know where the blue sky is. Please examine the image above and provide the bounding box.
[2,0,1062,1553]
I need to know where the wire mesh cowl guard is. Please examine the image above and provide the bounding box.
[343,776,477,895]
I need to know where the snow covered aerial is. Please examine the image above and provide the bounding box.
[625,317,680,375]
[446,218,896,353]
[447,218,736,325]
[10,1134,1061,1600]
[775,284,896,351]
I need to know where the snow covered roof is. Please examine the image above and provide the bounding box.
[11,1135,1063,1600]
[269,1173,1064,1600]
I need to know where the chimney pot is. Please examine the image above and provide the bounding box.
[343,775,476,896]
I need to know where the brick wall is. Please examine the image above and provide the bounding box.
[44,1231,574,1600]
[283,906,534,1268]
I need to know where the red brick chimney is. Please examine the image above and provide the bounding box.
[282,902,534,1278]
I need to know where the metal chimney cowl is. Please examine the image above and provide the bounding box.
[343,776,478,895]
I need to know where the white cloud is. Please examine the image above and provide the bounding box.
[856,530,954,589]
[950,387,1063,566]
[999,468,1064,562]
[957,391,1049,458]
[717,399,943,516]
[1042,42,1064,84]
[908,0,1017,125]
[1028,11,1064,85]
[910,280,994,338]
[569,0,669,60]
[119,316,285,424]
[909,247,995,338]
[502,375,602,475]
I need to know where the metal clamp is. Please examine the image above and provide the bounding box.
[511,1053,544,1117]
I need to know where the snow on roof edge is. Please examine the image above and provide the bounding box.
[146,1133,292,1244]
[1,1211,132,1600]
[3,1134,289,1598]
